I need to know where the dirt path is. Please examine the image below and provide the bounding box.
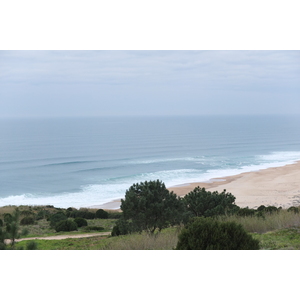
[6,232,111,244]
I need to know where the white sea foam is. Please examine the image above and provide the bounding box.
[123,156,206,165]
[1,151,300,209]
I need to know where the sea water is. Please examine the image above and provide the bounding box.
[1,115,300,208]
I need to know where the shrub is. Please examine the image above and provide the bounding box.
[176,217,260,250]
[26,240,38,250]
[236,207,255,217]
[74,217,88,227]
[55,219,78,232]
[69,209,95,219]
[83,226,104,232]
[35,210,49,220]
[287,206,299,214]
[20,216,35,225]
[0,219,3,227]
[264,206,278,214]
[49,212,67,228]
[107,212,122,219]
[4,213,12,223]
[95,209,109,219]
[20,210,34,217]
[257,205,266,212]
[111,219,132,236]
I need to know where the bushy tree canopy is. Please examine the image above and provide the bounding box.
[55,219,78,232]
[176,217,260,250]
[95,209,109,219]
[183,187,238,218]
[120,180,185,234]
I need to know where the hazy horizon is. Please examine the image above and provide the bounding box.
[1,50,299,118]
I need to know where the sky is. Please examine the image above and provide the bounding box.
[0,50,299,118]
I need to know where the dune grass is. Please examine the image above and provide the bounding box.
[216,209,300,234]
[16,227,181,250]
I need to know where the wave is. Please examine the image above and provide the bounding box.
[256,151,300,163]
[40,160,99,167]
[1,151,300,209]
[123,156,207,165]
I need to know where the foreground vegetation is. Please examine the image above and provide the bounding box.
[2,180,300,250]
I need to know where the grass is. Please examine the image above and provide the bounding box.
[16,227,181,250]
[19,218,117,238]
[4,205,300,250]
[252,228,300,250]
[216,210,300,234]
[16,226,300,250]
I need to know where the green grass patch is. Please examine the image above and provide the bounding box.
[16,227,181,250]
[252,227,300,250]
[19,218,117,238]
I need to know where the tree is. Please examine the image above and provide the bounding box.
[183,187,239,218]
[120,180,185,234]
[74,217,88,227]
[95,209,109,219]
[49,212,67,228]
[55,219,78,232]
[5,208,21,247]
[176,217,260,250]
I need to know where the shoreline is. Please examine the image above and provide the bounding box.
[90,161,300,210]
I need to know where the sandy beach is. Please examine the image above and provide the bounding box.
[91,161,300,210]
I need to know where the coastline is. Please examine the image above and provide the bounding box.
[91,161,300,210]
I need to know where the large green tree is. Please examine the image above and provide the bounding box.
[183,186,239,218]
[120,180,185,234]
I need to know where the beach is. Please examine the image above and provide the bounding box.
[92,161,300,210]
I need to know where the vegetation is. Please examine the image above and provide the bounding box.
[49,212,67,228]
[183,187,238,218]
[55,219,78,232]
[74,217,88,227]
[119,180,185,234]
[176,217,260,250]
[2,180,300,250]
[20,216,35,225]
[95,209,109,219]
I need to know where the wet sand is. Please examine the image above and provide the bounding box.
[89,161,300,210]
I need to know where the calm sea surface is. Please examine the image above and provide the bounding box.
[1,115,300,208]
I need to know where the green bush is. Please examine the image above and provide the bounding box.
[236,207,255,217]
[4,213,12,223]
[264,206,279,214]
[95,209,109,219]
[257,205,266,212]
[83,226,104,232]
[107,212,122,219]
[74,217,88,227]
[20,216,35,225]
[49,212,67,228]
[69,209,95,219]
[111,219,133,236]
[0,219,3,227]
[176,217,260,250]
[35,209,50,221]
[26,240,38,250]
[287,206,299,214]
[55,219,78,232]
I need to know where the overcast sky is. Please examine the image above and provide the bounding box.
[0,50,299,118]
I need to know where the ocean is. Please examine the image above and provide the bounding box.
[1,115,300,209]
